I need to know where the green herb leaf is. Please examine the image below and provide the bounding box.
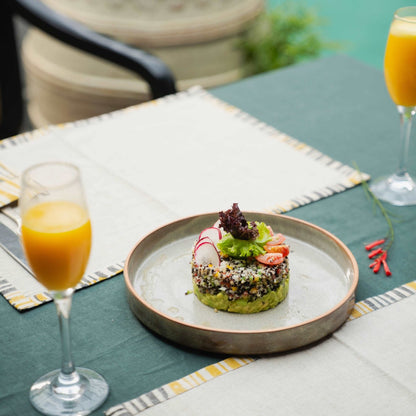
[217,222,272,258]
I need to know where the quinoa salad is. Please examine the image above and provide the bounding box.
[192,256,289,303]
[191,204,290,313]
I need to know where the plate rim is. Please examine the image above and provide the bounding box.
[124,211,359,335]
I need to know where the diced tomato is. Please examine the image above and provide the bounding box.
[264,244,289,257]
[255,253,284,265]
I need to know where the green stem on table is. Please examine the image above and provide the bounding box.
[354,163,395,252]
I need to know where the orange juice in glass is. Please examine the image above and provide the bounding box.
[370,7,416,205]
[384,16,416,106]
[21,200,91,291]
[20,162,108,416]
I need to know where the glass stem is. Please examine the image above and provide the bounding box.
[396,105,415,177]
[52,289,82,395]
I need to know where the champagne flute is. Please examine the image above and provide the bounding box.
[370,7,416,205]
[20,162,109,415]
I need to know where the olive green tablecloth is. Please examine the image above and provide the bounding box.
[1,55,415,415]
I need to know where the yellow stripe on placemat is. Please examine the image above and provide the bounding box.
[0,162,20,208]
[405,280,416,291]
[348,280,416,321]
[105,357,256,416]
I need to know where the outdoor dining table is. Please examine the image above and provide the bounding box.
[1,54,416,415]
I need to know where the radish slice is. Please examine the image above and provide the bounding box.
[213,220,225,232]
[193,241,220,267]
[194,236,212,250]
[198,227,222,245]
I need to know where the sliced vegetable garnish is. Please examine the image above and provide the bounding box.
[264,244,289,257]
[194,241,220,267]
[198,227,222,245]
[255,253,285,265]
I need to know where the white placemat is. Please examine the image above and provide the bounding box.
[0,162,19,208]
[0,87,368,310]
[105,281,416,416]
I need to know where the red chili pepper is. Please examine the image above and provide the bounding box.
[368,248,383,258]
[382,260,392,276]
[365,239,385,251]
[373,260,381,273]
[365,240,392,276]
[369,261,378,269]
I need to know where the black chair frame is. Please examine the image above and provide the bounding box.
[1,0,177,139]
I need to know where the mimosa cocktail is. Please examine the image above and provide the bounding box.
[20,162,108,416]
[384,16,416,106]
[370,7,416,205]
[22,200,91,291]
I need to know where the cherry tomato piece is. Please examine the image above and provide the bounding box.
[264,244,289,257]
[266,233,286,246]
[255,253,284,265]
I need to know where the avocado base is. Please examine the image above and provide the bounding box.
[193,275,289,314]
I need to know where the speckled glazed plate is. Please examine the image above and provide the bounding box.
[125,212,358,355]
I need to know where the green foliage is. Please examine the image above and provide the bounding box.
[239,1,336,75]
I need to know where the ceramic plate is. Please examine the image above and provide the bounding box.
[125,212,358,355]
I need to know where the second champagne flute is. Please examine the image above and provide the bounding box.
[371,7,416,205]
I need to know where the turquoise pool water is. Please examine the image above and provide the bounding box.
[267,0,411,69]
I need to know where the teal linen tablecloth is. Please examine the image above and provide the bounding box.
[213,54,416,302]
[1,55,415,415]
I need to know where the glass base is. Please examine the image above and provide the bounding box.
[30,367,109,416]
[370,172,416,206]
